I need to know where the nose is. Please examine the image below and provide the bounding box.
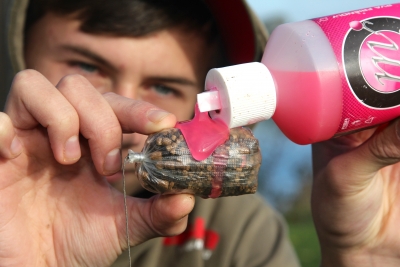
[113,82,139,100]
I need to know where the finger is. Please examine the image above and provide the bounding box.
[317,120,400,194]
[116,194,195,247]
[5,70,81,164]
[0,112,22,158]
[312,127,377,175]
[355,120,400,174]
[103,93,177,134]
[56,75,122,175]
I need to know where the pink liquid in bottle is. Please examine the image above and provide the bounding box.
[268,70,342,144]
[260,4,400,144]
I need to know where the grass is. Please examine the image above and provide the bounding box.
[287,217,321,267]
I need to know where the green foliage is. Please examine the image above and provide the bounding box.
[287,217,320,267]
[284,180,321,267]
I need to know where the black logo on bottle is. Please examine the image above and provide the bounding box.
[344,17,400,108]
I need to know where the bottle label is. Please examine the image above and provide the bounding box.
[313,3,400,135]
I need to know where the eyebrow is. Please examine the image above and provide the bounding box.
[59,44,118,72]
[149,77,197,87]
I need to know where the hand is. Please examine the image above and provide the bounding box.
[312,121,400,267]
[0,70,195,267]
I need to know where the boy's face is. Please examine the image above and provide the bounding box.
[24,12,217,192]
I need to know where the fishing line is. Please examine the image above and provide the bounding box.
[122,157,132,267]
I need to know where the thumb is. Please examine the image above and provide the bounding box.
[116,194,195,248]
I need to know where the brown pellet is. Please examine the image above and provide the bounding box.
[156,137,162,146]
[162,138,172,146]
[134,127,261,198]
[149,151,163,160]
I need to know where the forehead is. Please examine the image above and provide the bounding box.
[27,12,216,82]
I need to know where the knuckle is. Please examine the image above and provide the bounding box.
[12,69,44,88]
[323,157,346,183]
[57,74,90,89]
[46,111,79,134]
[321,156,366,197]
[98,123,121,140]
[53,110,78,127]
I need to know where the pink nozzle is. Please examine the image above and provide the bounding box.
[350,21,363,31]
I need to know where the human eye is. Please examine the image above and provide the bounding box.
[69,61,99,73]
[151,84,179,97]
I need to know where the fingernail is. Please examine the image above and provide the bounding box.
[64,136,81,162]
[147,109,170,123]
[10,136,22,156]
[104,148,121,174]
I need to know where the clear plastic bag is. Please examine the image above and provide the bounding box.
[126,127,261,198]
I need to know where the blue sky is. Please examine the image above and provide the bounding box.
[246,0,400,22]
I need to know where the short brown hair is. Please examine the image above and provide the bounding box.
[26,0,220,43]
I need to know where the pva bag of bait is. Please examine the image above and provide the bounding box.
[126,127,261,198]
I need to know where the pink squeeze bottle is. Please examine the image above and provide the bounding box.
[197,3,400,145]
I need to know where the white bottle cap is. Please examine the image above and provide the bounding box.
[199,62,277,128]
